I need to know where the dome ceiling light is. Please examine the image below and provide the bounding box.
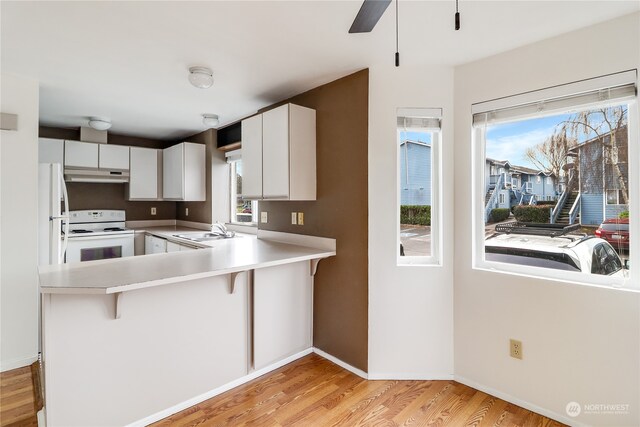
[188,66,214,89]
[202,114,219,128]
[88,117,112,131]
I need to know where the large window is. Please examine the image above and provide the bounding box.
[397,108,441,264]
[227,151,258,225]
[473,70,637,288]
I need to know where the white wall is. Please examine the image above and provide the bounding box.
[368,64,454,378]
[1,73,40,371]
[453,13,640,426]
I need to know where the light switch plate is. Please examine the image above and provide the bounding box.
[151,207,157,216]
[261,212,268,223]
[297,212,304,225]
[291,212,297,225]
[185,208,189,216]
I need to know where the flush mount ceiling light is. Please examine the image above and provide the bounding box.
[188,66,214,89]
[202,114,219,128]
[88,117,112,131]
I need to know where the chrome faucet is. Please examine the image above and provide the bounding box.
[211,222,235,238]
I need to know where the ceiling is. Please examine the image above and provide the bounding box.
[2,1,638,140]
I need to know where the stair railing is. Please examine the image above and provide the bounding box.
[484,173,504,223]
[550,171,576,224]
[568,193,581,225]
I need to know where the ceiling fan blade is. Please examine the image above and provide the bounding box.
[348,0,392,33]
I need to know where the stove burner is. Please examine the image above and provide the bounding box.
[104,227,125,232]
[71,230,93,234]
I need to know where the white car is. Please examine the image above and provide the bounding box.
[485,223,628,278]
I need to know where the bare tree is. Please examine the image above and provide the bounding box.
[557,106,628,203]
[524,132,576,179]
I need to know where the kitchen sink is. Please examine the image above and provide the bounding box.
[173,232,238,242]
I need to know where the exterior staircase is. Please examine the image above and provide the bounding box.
[485,189,493,204]
[555,191,579,224]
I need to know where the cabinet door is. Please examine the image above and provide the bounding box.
[183,143,206,201]
[99,144,130,170]
[241,115,263,199]
[262,105,290,199]
[166,241,181,253]
[64,141,99,168]
[163,144,184,200]
[129,147,158,199]
[39,138,64,164]
[253,261,312,370]
[145,235,167,254]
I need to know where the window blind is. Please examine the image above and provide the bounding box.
[225,148,241,163]
[397,107,442,131]
[472,70,637,127]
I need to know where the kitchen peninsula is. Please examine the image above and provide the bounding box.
[39,231,335,426]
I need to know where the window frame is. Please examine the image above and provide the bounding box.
[471,71,638,290]
[227,154,258,227]
[397,108,442,266]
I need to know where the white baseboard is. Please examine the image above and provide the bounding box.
[368,372,454,380]
[0,355,37,372]
[127,348,312,427]
[454,375,583,427]
[312,347,368,379]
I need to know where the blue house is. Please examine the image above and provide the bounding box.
[551,126,629,225]
[400,140,431,206]
[484,158,558,222]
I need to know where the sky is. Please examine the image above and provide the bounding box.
[400,130,432,144]
[485,113,571,170]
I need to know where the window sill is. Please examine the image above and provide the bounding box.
[472,262,638,293]
[226,223,258,235]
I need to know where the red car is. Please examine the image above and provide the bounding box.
[595,218,629,250]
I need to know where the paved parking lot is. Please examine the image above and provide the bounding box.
[400,225,431,257]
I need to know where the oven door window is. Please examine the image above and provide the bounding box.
[80,246,123,262]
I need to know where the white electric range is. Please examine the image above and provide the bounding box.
[65,210,134,263]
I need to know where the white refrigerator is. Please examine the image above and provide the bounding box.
[38,163,69,265]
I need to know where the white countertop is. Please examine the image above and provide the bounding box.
[39,233,335,295]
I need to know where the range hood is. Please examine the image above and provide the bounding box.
[64,168,129,183]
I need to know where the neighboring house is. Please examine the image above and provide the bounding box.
[484,158,558,222]
[400,140,431,206]
[554,126,629,225]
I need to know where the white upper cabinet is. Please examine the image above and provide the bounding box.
[163,142,205,201]
[99,144,129,170]
[242,103,316,201]
[241,114,263,199]
[127,147,160,200]
[39,138,64,164]
[64,140,99,168]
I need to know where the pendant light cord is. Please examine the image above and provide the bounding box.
[395,0,400,66]
[455,0,461,30]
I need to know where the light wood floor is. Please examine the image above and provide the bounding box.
[0,354,566,426]
[0,365,38,427]
[153,354,566,427]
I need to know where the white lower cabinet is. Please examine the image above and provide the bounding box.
[166,241,196,252]
[253,261,312,370]
[145,235,167,254]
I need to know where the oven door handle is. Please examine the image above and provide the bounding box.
[67,234,134,242]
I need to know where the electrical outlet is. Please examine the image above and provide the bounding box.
[510,339,523,360]
[151,207,156,216]
[291,212,297,225]
[297,212,304,225]
[261,211,268,223]
[185,208,189,217]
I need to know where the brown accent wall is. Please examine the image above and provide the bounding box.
[259,70,369,371]
[39,126,177,220]
[175,129,216,224]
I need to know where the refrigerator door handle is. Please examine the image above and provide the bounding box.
[59,170,70,264]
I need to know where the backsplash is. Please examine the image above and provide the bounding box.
[66,182,176,221]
